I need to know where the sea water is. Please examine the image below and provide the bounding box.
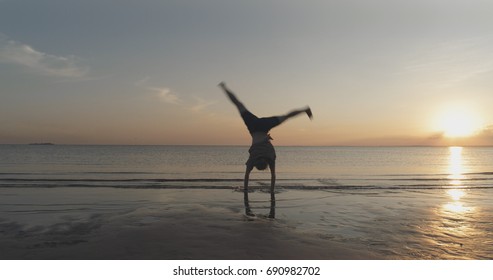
[1,145,493,259]
[1,145,493,190]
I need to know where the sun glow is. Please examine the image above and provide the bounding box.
[435,106,483,138]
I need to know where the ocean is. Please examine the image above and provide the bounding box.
[1,145,493,190]
[1,145,493,259]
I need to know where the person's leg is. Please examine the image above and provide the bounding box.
[257,106,312,132]
[219,82,260,135]
[243,165,255,216]
[219,82,248,114]
[277,106,312,124]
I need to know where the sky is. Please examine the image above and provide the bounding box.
[1,0,493,146]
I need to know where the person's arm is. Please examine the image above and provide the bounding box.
[268,161,276,219]
[243,164,254,216]
[219,82,248,114]
[269,161,276,198]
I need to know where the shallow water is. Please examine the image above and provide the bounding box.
[1,145,493,190]
[267,189,493,259]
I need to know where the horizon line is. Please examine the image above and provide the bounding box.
[1,143,493,148]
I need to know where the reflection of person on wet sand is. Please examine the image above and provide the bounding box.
[219,82,312,218]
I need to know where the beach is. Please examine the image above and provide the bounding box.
[0,187,378,260]
[2,186,492,260]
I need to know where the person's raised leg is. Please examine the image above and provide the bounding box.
[277,106,312,124]
[219,82,248,114]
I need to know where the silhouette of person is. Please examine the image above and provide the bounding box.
[219,82,312,218]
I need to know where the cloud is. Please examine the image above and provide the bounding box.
[0,36,87,77]
[189,96,216,112]
[134,78,181,104]
[403,38,493,87]
[150,87,180,104]
[467,125,493,146]
[135,78,216,110]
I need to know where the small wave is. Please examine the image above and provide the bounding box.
[377,172,493,177]
[464,172,493,176]
[1,183,493,190]
[0,178,243,182]
[2,173,493,191]
[0,178,307,183]
[385,177,493,182]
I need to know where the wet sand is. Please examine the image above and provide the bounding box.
[0,188,378,260]
[2,186,492,259]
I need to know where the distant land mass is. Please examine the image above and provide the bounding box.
[28,143,55,145]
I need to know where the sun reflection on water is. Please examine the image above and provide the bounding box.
[443,147,473,214]
[447,189,465,201]
[448,146,465,181]
[431,147,475,258]
[418,147,486,259]
[443,201,472,214]
[443,189,472,214]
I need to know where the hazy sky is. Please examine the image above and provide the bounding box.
[1,0,493,146]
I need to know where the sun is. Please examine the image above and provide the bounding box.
[435,106,483,138]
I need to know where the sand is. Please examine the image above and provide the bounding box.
[0,188,379,260]
[5,186,491,260]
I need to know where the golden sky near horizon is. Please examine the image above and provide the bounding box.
[1,1,493,146]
